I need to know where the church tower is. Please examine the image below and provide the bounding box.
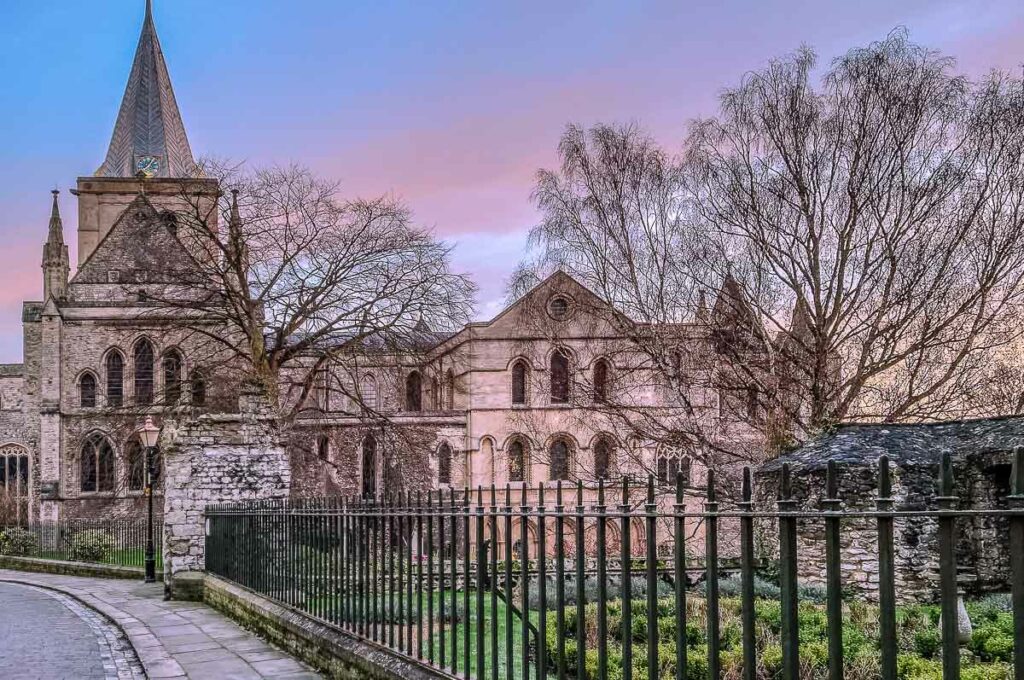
[41,191,70,300]
[73,0,218,266]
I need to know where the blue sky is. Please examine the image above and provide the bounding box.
[0,0,1022,361]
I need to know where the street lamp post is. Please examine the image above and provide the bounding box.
[139,416,161,583]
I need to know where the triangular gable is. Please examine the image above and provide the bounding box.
[71,194,195,287]
[475,270,628,340]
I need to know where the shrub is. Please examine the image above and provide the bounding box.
[961,665,1013,680]
[693,574,780,600]
[897,654,943,680]
[968,594,1012,623]
[797,583,828,604]
[0,527,37,556]
[914,627,941,659]
[69,530,114,563]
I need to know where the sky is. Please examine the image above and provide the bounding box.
[0,0,1022,362]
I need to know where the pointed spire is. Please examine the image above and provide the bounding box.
[43,191,70,301]
[229,189,242,228]
[96,0,195,178]
[226,189,250,284]
[47,190,64,245]
[696,289,709,323]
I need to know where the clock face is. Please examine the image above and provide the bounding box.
[136,156,160,177]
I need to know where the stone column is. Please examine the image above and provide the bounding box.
[161,384,290,599]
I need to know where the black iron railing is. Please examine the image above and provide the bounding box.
[205,448,1024,680]
[0,518,163,570]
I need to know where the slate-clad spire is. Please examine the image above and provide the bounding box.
[96,0,195,178]
[47,190,65,245]
[43,191,70,301]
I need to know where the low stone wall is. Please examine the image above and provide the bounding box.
[0,555,156,581]
[204,574,447,680]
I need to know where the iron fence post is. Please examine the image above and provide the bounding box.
[877,456,897,680]
[937,451,961,679]
[823,461,843,680]
[739,467,756,680]
[1009,446,1024,680]
[778,463,799,680]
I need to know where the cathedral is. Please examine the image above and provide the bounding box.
[0,2,767,533]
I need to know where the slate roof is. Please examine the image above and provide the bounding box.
[96,0,195,178]
[761,416,1024,473]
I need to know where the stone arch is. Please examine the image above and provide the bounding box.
[437,441,453,486]
[590,433,619,480]
[510,357,529,406]
[444,369,455,410]
[78,370,98,408]
[80,432,115,494]
[585,517,622,555]
[359,374,378,409]
[405,370,422,412]
[592,356,612,402]
[123,436,146,492]
[508,518,538,560]
[504,436,530,483]
[545,433,579,482]
[189,369,207,407]
[549,347,571,405]
[0,443,30,524]
[361,434,378,499]
[132,337,155,405]
[161,348,184,405]
[103,348,125,407]
[478,436,496,484]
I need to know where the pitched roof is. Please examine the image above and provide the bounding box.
[96,0,195,178]
[761,416,1024,472]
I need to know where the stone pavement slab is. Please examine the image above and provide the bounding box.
[0,570,321,680]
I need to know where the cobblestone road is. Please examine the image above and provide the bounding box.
[0,582,144,680]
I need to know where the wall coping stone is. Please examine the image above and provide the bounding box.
[0,555,159,581]
[204,574,449,680]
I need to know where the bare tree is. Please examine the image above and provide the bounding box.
[518,31,1024,459]
[145,163,477,424]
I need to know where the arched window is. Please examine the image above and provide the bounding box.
[550,350,570,404]
[190,371,206,407]
[430,377,440,410]
[0,444,30,524]
[405,371,422,412]
[549,439,571,481]
[106,352,124,407]
[134,339,155,405]
[445,369,455,410]
[593,359,610,403]
[657,453,691,487]
[508,440,527,483]
[593,438,614,479]
[125,438,145,492]
[80,434,115,493]
[317,436,330,461]
[438,443,453,486]
[361,435,377,499]
[511,360,528,406]
[162,351,183,405]
[360,375,378,409]
[79,373,97,408]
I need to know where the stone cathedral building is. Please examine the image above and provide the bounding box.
[0,3,770,538]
